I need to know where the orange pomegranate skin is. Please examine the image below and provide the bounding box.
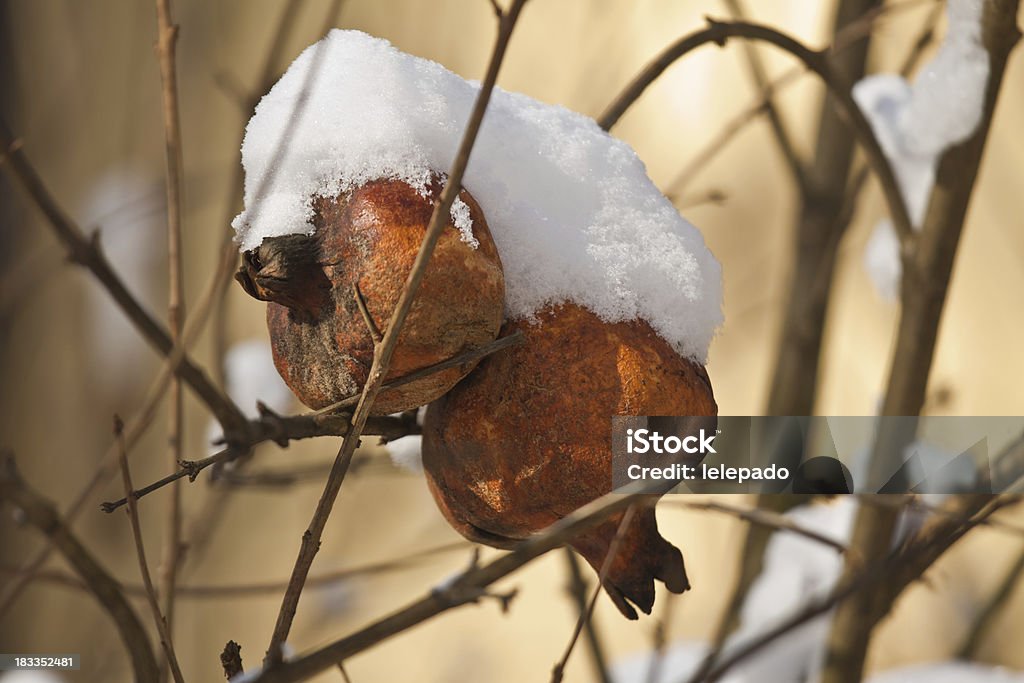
[422,303,717,618]
[237,177,505,415]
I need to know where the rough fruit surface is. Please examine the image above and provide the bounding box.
[422,303,717,618]
[237,177,505,415]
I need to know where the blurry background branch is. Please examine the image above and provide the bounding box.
[822,3,1022,681]
[0,119,249,439]
[0,455,160,682]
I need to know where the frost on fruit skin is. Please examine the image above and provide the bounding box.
[233,29,722,362]
[241,177,505,415]
[853,0,989,301]
[422,303,717,618]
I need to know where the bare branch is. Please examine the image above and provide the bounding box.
[822,4,1022,681]
[670,499,849,554]
[99,333,520,512]
[3,540,469,599]
[561,549,613,683]
[0,454,159,682]
[551,505,636,683]
[696,495,1011,683]
[0,119,249,439]
[597,17,914,250]
[247,479,664,683]
[0,218,255,618]
[115,418,186,683]
[720,0,807,191]
[352,283,383,344]
[263,2,530,665]
[153,0,188,645]
[309,331,522,416]
[958,541,1024,659]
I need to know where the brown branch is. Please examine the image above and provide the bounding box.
[2,540,469,599]
[99,333,519,512]
[671,499,849,554]
[822,4,1022,681]
[0,118,249,440]
[694,495,1010,683]
[352,283,382,344]
[643,592,676,683]
[551,505,636,683]
[596,17,914,248]
[154,0,187,647]
[768,0,940,419]
[309,331,522,416]
[767,0,884,418]
[262,2,530,666]
[99,413,417,514]
[115,418,186,683]
[693,6,942,677]
[720,0,808,192]
[957,541,1024,659]
[0,454,159,682]
[561,549,613,683]
[247,479,665,683]
[0,220,256,618]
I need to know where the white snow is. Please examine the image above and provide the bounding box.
[233,30,722,361]
[854,0,989,301]
[0,673,67,683]
[80,168,165,375]
[206,339,294,450]
[863,219,902,302]
[613,500,859,683]
[385,435,423,474]
[383,407,426,473]
[867,662,1024,683]
[613,498,1021,683]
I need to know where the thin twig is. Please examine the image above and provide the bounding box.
[99,333,520,512]
[0,252,228,618]
[562,549,613,683]
[211,0,338,385]
[263,3,529,665]
[821,5,1022,681]
[115,417,186,683]
[643,591,676,683]
[310,331,522,416]
[153,0,187,649]
[0,454,159,682]
[957,542,1024,659]
[248,479,669,683]
[721,0,808,192]
[0,133,262,619]
[2,540,469,599]
[551,506,637,683]
[0,119,248,439]
[695,495,1011,683]
[669,499,849,554]
[596,17,914,249]
[352,283,382,344]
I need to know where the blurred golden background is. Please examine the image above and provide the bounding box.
[2,1,1023,681]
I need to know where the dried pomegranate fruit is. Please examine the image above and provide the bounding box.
[236,176,505,415]
[422,303,717,619]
